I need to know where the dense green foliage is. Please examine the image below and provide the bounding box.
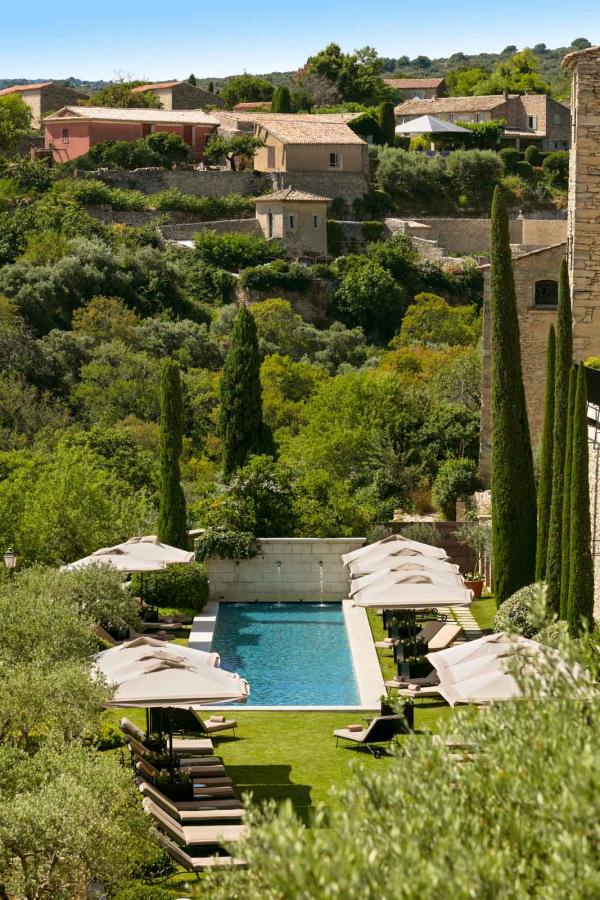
[65,132,191,171]
[202,133,265,170]
[535,324,556,581]
[546,261,573,616]
[305,43,392,106]
[566,365,594,634]
[85,81,162,108]
[130,561,209,611]
[490,186,536,602]
[157,360,187,548]
[220,74,274,108]
[560,366,576,615]
[493,583,540,638]
[0,94,32,154]
[432,457,481,519]
[271,85,291,113]
[195,527,260,560]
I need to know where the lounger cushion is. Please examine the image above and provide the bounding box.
[171,737,214,753]
[334,728,367,742]
[208,715,225,723]
[427,623,462,651]
[346,724,363,732]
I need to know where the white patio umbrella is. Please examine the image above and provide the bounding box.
[352,581,473,610]
[349,569,466,600]
[107,536,195,565]
[395,114,471,136]
[94,636,220,685]
[348,555,459,579]
[342,534,448,566]
[106,658,249,708]
[61,548,165,574]
[427,632,537,674]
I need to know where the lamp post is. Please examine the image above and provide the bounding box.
[3,548,17,575]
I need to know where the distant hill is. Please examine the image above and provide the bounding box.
[1,39,592,100]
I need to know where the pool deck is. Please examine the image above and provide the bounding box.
[189,599,384,712]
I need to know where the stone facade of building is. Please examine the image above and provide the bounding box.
[479,242,566,480]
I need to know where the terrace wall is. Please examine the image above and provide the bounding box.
[205,537,364,602]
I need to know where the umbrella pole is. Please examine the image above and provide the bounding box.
[145,707,149,740]
[168,709,174,780]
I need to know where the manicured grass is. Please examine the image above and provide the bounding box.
[471,597,498,632]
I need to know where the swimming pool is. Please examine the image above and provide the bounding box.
[211,603,360,706]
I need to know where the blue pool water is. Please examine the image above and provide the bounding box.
[212,603,360,706]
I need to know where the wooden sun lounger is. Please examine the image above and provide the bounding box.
[132,757,234,788]
[334,715,408,757]
[427,623,463,652]
[138,781,244,823]
[120,717,215,756]
[125,735,221,768]
[143,797,246,847]
[153,829,246,871]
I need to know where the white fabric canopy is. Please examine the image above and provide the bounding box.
[352,581,472,610]
[106,657,249,708]
[107,537,195,565]
[94,636,220,685]
[61,548,164,574]
[342,534,448,566]
[427,632,537,673]
[350,569,466,600]
[395,115,471,135]
[348,555,459,579]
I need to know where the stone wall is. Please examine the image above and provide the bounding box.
[272,171,369,207]
[161,218,261,241]
[82,167,270,197]
[237,278,335,324]
[205,537,364,602]
[387,521,477,575]
[386,216,566,257]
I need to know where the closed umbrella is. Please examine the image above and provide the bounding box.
[348,555,459,579]
[342,534,447,566]
[61,548,164,574]
[94,636,220,684]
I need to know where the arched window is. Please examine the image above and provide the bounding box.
[534,279,559,307]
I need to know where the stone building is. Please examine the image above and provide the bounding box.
[383,77,446,101]
[479,242,566,480]
[0,81,87,127]
[254,187,329,256]
[131,80,225,108]
[252,118,369,175]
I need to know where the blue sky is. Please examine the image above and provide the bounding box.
[2,0,598,80]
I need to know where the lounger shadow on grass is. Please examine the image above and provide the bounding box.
[224,764,313,824]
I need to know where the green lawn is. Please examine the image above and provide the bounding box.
[471,597,498,632]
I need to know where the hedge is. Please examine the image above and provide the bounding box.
[130,562,209,612]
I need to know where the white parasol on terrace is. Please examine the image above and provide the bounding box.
[342,534,448,566]
[105,657,249,708]
[352,580,472,610]
[94,636,220,685]
[395,114,471,136]
[348,555,460,579]
[349,568,466,599]
[106,536,195,565]
[61,548,165,574]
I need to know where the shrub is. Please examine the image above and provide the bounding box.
[361,220,385,243]
[326,220,344,257]
[432,457,482,519]
[150,190,255,219]
[499,147,520,174]
[194,230,286,271]
[349,112,384,144]
[524,145,541,166]
[542,151,569,188]
[113,884,173,900]
[585,356,600,371]
[401,522,443,547]
[239,260,311,292]
[65,133,191,172]
[93,718,125,750]
[195,527,260,560]
[514,160,535,181]
[130,562,209,612]
[493,583,539,637]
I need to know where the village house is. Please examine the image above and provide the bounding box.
[233,100,272,112]
[212,110,361,135]
[396,92,571,150]
[254,187,330,255]
[43,106,219,162]
[0,81,87,128]
[251,118,368,174]
[131,80,225,109]
[384,77,446,100]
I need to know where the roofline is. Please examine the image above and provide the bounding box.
[254,196,331,203]
[478,240,567,269]
[43,106,218,125]
[562,44,600,69]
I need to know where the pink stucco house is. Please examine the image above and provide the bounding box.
[44,106,220,162]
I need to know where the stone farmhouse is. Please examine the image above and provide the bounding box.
[254,187,329,255]
[396,92,571,150]
[131,80,225,109]
[0,81,86,127]
[383,77,446,101]
[251,118,368,174]
[43,106,219,163]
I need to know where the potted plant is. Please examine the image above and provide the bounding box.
[380,694,395,717]
[464,571,484,600]
[154,769,193,801]
[388,613,401,639]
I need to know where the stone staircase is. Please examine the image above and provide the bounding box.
[451,605,483,641]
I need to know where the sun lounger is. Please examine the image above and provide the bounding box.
[334,715,408,757]
[426,622,463,652]
[143,797,246,847]
[125,737,221,770]
[138,781,244,823]
[395,685,443,700]
[194,714,238,737]
[120,716,216,755]
[374,637,398,650]
[153,829,246,871]
[417,621,446,644]
[133,759,237,797]
[384,672,440,691]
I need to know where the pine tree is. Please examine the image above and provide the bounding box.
[490,186,537,603]
[559,365,577,617]
[567,364,594,634]
[545,260,573,614]
[378,101,396,145]
[157,360,188,549]
[271,85,291,113]
[220,305,270,478]
[535,324,556,581]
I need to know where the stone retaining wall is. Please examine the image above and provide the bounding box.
[81,167,269,197]
[385,216,566,257]
[205,537,364,602]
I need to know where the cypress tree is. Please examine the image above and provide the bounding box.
[220,305,269,478]
[566,364,594,634]
[490,186,537,602]
[545,260,573,614]
[378,101,396,145]
[157,359,188,549]
[535,324,556,581]
[559,365,577,617]
[208,81,214,94]
[188,73,197,86]
[271,85,291,113]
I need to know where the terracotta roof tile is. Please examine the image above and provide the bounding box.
[44,105,220,125]
[131,81,181,93]
[254,187,331,203]
[384,77,445,89]
[255,119,365,145]
[395,94,516,115]
[0,81,54,95]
